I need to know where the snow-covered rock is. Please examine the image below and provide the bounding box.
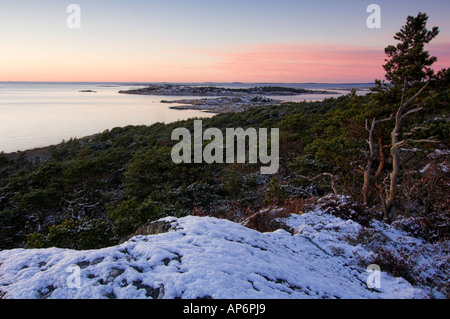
[0,212,438,299]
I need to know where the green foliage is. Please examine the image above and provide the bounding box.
[1,15,449,250]
[303,136,361,172]
[221,168,244,198]
[17,188,60,210]
[123,145,220,207]
[264,179,289,205]
[107,197,162,237]
[278,113,313,144]
[122,146,176,200]
[12,152,30,171]
[0,208,29,249]
[30,162,63,188]
[427,120,450,144]
[2,77,448,250]
[176,181,219,209]
[0,154,8,167]
[25,232,47,249]
[26,217,115,250]
[383,12,439,87]
[62,158,106,185]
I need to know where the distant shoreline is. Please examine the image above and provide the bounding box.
[118,84,343,113]
[0,81,375,88]
[0,82,372,154]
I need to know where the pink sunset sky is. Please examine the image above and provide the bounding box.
[199,42,450,83]
[0,0,449,83]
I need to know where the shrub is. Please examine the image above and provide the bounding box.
[18,188,60,210]
[264,179,289,206]
[107,197,163,237]
[27,217,115,250]
[0,208,29,250]
[370,247,417,285]
[222,168,244,198]
[315,195,380,227]
[30,162,63,188]
[0,154,9,167]
[282,197,316,216]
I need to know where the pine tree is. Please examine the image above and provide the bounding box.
[383,12,439,88]
[379,13,441,220]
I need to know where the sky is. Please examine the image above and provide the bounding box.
[0,0,449,83]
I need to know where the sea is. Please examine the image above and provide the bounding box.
[0,82,373,153]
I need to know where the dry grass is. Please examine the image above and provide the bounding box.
[243,197,317,233]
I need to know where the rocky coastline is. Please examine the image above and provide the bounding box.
[161,95,282,113]
[119,84,335,113]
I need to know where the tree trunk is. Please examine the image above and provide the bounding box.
[385,119,402,218]
[363,119,376,205]
[383,81,429,220]
[374,137,385,180]
[363,117,392,205]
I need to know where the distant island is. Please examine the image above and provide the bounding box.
[118,84,336,113]
[118,83,333,96]
[161,96,282,113]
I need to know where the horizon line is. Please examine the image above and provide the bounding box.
[0,80,376,85]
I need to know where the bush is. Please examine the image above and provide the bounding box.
[315,195,380,227]
[18,188,60,210]
[0,208,29,250]
[27,217,115,250]
[371,247,417,285]
[122,146,178,200]
[222,168,244,198]
[107,197,163,237]
[30,162,63,188]
[0,154,9,167]
[264,179,289,206]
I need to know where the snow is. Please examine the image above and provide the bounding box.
[440,162,449,173]
[428,149,450,158]
[421,162,449,174]
[0,209,444,299]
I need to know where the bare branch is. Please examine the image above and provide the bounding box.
[391,140,407,150]
[401,106,424,119]
[400,79,407,106]
[308,172,337,182]
[407,138,440,144]
[366,115,394,132]
[362,114,393,204]
[298,173,339,196]
[403,126,430,137]
[400,81,430,112]
[365,118,371,132]
[375,114,394,124]
[280,185,314,197]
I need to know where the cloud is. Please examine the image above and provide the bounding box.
[200,43,386,82]
[199,42,450,82]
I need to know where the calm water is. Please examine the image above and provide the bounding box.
[0,82,372,153]
[0,82,216,153]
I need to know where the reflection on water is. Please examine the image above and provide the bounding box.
[0,82,372,153]
[0,83,214,153]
